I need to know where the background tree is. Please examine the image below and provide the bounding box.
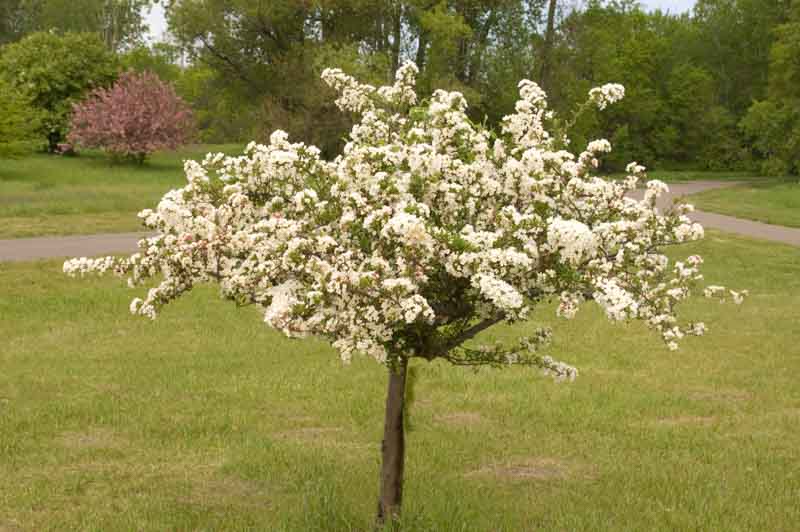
[166,0,347,154]
[164,0,544,153]
[121,42,184,83]
[692,0,790,116]
[0,32,117,152]
[538,0,558,91]
[740,0,800,175]
[0,0,153,50]
[0,78,41,157]
[57,0,785,174]
[68,70,195,163]
[0,0,33,45]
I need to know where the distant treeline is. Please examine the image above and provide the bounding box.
[2,0,798,174]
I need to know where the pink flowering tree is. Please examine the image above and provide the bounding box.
[68,70,194,164]
[64,63,744,525]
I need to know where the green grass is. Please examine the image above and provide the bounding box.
[646,170,756,183]
[606,169,755,183]
[0,145,242,239]
[689,178,800,228]
[1,231,798,530]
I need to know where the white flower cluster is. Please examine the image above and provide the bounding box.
[64,62,743,377]
[63,256,116,276]
[593,279,639,321]
[589,83,626,110]
[473,274,526,317]
[546,219,598,266]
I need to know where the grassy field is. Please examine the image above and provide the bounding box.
[606,169,755,183]
[689,178,800,228]
[0,146,241,239]
[1,231,798,530]
[645,170,756,183]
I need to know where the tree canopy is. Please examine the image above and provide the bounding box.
[0,32,118,152]
[0,0,152,50]
[154,0,794,171]
[0,78,41,157]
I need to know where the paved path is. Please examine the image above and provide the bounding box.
[628,180,800,247]
[0,232,151,262]
[1,181,798,262]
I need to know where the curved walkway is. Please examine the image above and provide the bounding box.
[1,181,798,262]
[0,232,151,262]
[627,180,800,247]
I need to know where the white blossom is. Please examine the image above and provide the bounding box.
[546,219,598,266]
[593,279,639,321]
[589,83,625,110]
[473,274,525,315]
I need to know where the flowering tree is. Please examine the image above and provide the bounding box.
[68,70,194,164]
[64,63,744,525]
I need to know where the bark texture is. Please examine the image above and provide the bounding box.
[376,357,408,526]
[539,0,558,92]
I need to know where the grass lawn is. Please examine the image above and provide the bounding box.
[1,230,798,530]
[646,170,756,183]
[689,178,800,228]
[606,169,755,183]
[0,145,241,239]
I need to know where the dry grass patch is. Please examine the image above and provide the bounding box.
[688,389,752,402]
[19,439,228,480]
[654,415,717,427]
[273,427,343,440]
[57,428,127,451]
[764,407,800,420]
[271,426,370,449]
[466,457,583,482]
[584,368,649,379]
[180,474,268,509]
[0,519,23,532]
[434,411,484,426]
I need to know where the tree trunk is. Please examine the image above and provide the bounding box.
[539,0,558,92]
[376,356,408,527]
[415,30,428,72]
[47,130,60,153]
[391,1,402,76]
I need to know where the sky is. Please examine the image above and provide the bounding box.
[145,0,697,43]
[644,0,696,12]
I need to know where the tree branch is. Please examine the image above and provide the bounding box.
[196,34,260,92]
[443,314,506,351]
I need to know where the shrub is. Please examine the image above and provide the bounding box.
[68,71,195,164]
